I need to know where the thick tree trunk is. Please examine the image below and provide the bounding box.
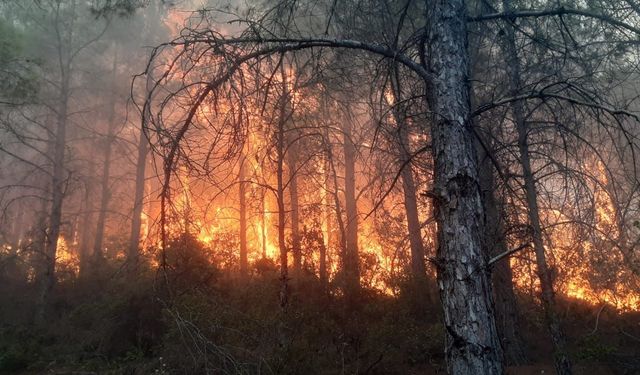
[425,1,504,373]
[239,156,248,277]
[342,114,360,304]
[500,3,572,372]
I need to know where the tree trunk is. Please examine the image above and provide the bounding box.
[128,72,153,266]
[78,174,95,278]
[399,136,427,281]
[239,155,248,277]
[288,142,302,280]
[277,64,289,307]
[261,188,267,260]
[38,71,70,319]
[342,112,360,304]
[319,153,331,292]
[425,1,504,373]
[93,49,119,265]
[478,144,528,366]
[322,114,348,296]
[500,2,572,372]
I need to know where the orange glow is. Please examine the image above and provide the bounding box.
[55,236,79,276]
[126,9,638,312]
[511,160,640,311]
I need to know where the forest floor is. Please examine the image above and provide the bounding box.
[1,264,639,374]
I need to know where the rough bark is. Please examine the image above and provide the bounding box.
[500,2,572,372]
[425,1,504,373]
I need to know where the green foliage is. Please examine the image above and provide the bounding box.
[0,19,38,102]
[90,0,148,18]
[0,327,37,373]
[576,335,617,361]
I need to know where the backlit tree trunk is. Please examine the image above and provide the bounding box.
[277,64,289,307]
[128,72,153,266]
[388,73,428,287]
[500,2,572,372]
[478,146,528,366]
[79,174,95,278]
[288,142,302,280]
[320,153,331,291]
[425,1,503,373]
[239,155,248,278]
[342,112,360,303]
[93,51,118,265]
[39,67,70,319]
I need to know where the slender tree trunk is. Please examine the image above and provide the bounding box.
[319,153,331,291]
[78,175,95,278]
[93,49,119,265]
[10,207,24,253]
[39,72,70,319]
[239,156,248,277]
[128,72,153,266]
[425,1,504,373]
[342,112,360,304]
[93,97,117,265]
[478,145,528,366]
[277,65,289,307]
[389,69,427,284]
[288,143,302,280]
[399,138,427,280]
[500,3,572,372]
[261,188,267,260]
[324,121,348,294]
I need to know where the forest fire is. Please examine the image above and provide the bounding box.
[2,1,640,374]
